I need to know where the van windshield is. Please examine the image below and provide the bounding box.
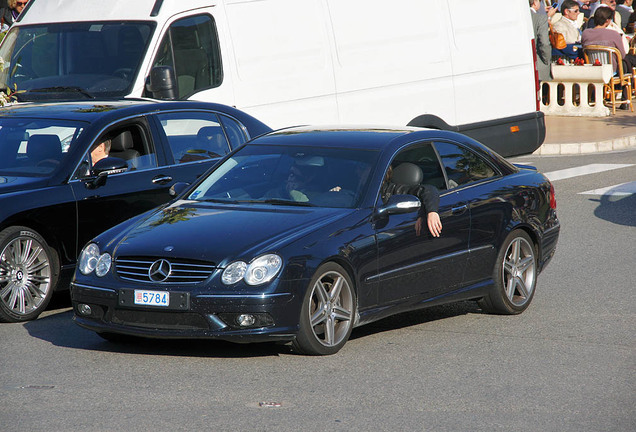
[0,22,156,101]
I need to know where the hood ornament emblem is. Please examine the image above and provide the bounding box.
[149,259,172,282]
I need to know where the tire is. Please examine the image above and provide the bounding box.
[292,262,356,355]
[0,226,59,322]
[479,230,537,315]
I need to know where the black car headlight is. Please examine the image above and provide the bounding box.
[222,254,282,286]
[78,243,112,277]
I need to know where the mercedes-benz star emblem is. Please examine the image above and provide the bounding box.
[148,259,172,282]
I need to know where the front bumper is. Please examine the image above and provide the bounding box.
[70,282,303,343]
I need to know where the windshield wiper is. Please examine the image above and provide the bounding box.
[236,199,316,207]
[29,86,95,99]
[198,198,239,204]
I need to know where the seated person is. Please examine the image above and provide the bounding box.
[90,138,111,166]
[266,161,321,202]
[381,163,442,238]
[551,0,585,60]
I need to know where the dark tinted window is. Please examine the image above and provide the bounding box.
[391,141,446,190]
[152,15,223,99]
[156,111,231,164]
[434,141,497,189]
[219,115,248,149]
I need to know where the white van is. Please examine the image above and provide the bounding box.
[0,0,544,157]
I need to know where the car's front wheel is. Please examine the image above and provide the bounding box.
[0,226,59,322]
[479,230,537,315]
[293,262,356,355]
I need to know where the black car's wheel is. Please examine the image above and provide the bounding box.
[293,262,356,355]
[479,230,537,315]
[0,227,59,322]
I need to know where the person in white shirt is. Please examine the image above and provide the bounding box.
[553,0,584,43]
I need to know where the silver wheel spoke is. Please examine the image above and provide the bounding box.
[506,275,516,299]
[329,276,343,302]
[7,287,18,310]
[311,308,327,327]
[315,281,329,305]
[23,245,43,269]
[517,256,534,274]
[324,317,335,346]
[515,277,529,299]
[511,240,521,263]
[333,305,351,321]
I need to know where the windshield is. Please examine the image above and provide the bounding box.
[188,144,379,209]
[0,118,86,176]
[0,22,155,101]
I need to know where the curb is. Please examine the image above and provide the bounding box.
[534,135,636,155]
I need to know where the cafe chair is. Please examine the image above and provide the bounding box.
[583,45,633,114]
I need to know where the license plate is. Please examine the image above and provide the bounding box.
[134,290,169,307]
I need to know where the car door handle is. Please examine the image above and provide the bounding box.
[452,204,468,215]
[152,175,173,185]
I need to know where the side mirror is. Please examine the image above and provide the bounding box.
[145,66,178,100]
[85,157,128,189]
[375,194,421,218]
[169,182,189,197]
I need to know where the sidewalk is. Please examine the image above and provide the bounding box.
[536,109,636,155]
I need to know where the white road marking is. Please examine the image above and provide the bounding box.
[579,182,636,196]
[544,164,634,181]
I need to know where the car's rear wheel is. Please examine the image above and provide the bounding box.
[479,230,537,315]
[293,263,355,355]
[0,226,59,322]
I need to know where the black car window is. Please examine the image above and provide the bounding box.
[434,141,497,189]
[151,14,223,99]
[74,123,157,179]
[0,118,85,176]
[390,141,447,190]
[156,111,231,164]
[219,114,249,149]
[188,144,379,209]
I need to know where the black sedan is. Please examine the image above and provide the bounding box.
[0,100,271,322]
[71,127,560,355]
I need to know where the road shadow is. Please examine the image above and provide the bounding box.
[589,185,636,227]
[350,300,480,341]
[24,299,481,358]
[24,308,290,358]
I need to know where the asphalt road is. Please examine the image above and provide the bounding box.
[1,149,634,432]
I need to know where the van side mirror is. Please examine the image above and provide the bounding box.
[146,66,178,100]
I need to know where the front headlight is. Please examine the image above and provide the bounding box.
[95,253,112,277]
[78,243,100,275]
[78,243,112,276]
[222,254,282,286]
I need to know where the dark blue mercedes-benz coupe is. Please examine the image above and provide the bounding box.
[0,100,270,322]
[71,126,560,355]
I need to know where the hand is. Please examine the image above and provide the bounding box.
[427,212,442,237]
[546,5,557,19]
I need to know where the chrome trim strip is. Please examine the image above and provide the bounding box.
[469,245,494,253]
[543,224,561,235]
[196,293,291,299]
[366,249,470,282]
[71,283,117,294]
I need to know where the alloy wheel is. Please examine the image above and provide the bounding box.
[502,237,536,307]
[307,270,354,348]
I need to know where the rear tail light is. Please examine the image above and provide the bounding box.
[548,182,556,210]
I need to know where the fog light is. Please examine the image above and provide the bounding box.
[237,314,256,327]
[78,304,92,316]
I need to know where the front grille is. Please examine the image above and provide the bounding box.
[115,256,216,283]
[110,309,210,330]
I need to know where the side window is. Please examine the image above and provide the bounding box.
[156,111,231,164]
[391,142,446,190]
[152,14,223,99]
[434,141,497,189]
[75,123,157,179]
[219,115,249,149]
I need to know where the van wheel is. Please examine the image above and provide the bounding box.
[479,230,537,315]
[292,263,355,355]
[0,227,59,322]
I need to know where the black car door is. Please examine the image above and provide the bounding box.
[433,140,507,286]
[70,118,175,254]
[375,142,471,304]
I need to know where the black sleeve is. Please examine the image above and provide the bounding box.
[417,184,440,216]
